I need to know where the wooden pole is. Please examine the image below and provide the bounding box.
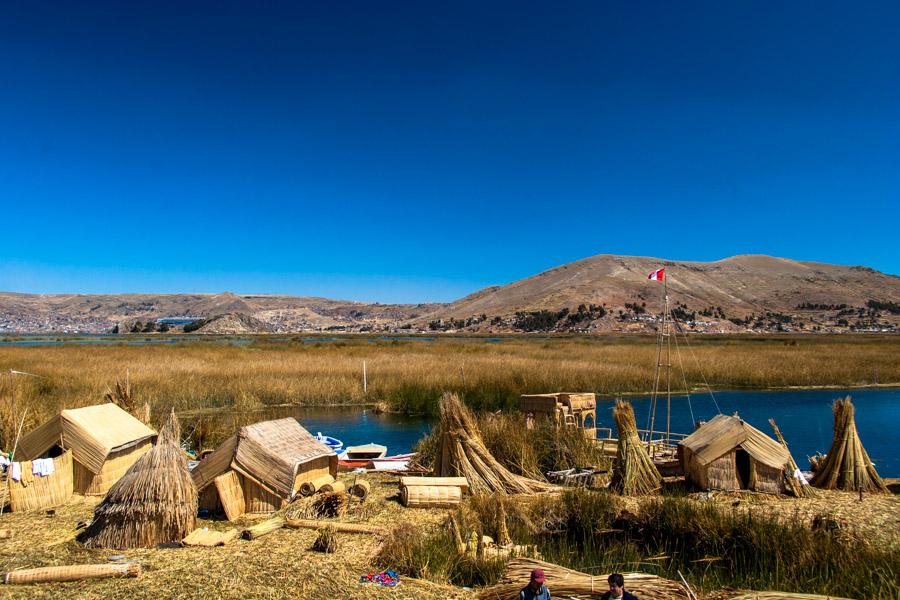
[284,518,381,534]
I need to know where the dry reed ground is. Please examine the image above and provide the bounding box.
[693,489,900,550]
[0,474,473,600]
[2,474,898,599]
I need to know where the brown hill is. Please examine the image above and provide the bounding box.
[1,254,897,334]
[418,254,900,333]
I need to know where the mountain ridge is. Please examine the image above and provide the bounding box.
[1,254,898,334]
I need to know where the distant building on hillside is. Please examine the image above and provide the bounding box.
[155,316,203,325]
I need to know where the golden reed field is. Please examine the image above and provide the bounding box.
[2,334,898,448]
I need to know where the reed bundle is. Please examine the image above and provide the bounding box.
[311,491,348,517]
[476,557,688,599]
[609,400,661,495]
[401,484,463,508]
[713,593,853,600]
[182,527,239,547]
[79,411,197,549]
[810,397,888,493]
[433,392,554,494]
[4,562,141,585]
[769,418,815,498]
[284,518,381,534]
[312,524,339,553]
[348,479,370,500]
[320,480,345,493]
[299,474,334,497]
[241,516,285,540]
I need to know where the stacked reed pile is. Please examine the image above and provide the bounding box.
[299,474,335,497]
[311,491,348,517]
[433,392,554,494]
[811,397,888,493]
[79,411,197,548]
[609,400,661,495]
[476,557,689,600]
[399,476,468,508]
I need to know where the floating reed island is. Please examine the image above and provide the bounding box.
[2,386,898,599]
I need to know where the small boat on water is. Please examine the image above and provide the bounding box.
[315,432,344,452]
[338,443,388,468]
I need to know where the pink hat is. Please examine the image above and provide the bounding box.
[530,568,545,584]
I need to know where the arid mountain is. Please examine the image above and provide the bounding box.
[418,254,900,333]
[1,255,897,334]
[0,292,439,334]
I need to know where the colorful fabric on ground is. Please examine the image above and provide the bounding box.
[359,570,400,587]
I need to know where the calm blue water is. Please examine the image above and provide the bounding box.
[604,388,900,477]
[295,408,434,456]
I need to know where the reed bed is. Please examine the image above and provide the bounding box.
[1,335,897,448]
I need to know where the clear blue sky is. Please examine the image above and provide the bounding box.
[2,2,898,302]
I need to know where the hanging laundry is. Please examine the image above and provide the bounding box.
[10,461,22,482]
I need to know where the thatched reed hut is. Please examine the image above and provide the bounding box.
[16,403,157,496]
[811,396,888,493]
[79,412,197,549]
[6,450,74,512]
[678,414,790,494]
[192,418,337,520]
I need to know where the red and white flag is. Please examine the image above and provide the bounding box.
[648,268,665,281]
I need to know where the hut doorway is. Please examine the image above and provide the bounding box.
[735,448,751,489]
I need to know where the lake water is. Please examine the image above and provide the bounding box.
[608,388,899,477]
[187,387,900,476]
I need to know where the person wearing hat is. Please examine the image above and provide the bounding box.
[519,567,551,599]
[600,573,638,600]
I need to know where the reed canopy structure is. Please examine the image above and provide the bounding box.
[192,418,337,520]
[811,396,888,493]
[79,411,197,549]
[16,403,157,496]
[678,414,790,494]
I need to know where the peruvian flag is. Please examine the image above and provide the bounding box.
[648,268,665,281]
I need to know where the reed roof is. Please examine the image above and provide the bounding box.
[79,411,197,549]
[191,418,335,499]
[17,403,157,474]
[680,414,789,470]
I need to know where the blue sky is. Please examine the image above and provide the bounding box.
[1,2,898,302]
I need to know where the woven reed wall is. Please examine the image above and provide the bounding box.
[400,484,463,508]
[8,450,74,512]
[243,476,284,514]
[74,439,153,496]
[703,452,739,491]
[215,471,245,521]
[292,455,334,493]
[750,460,784,494]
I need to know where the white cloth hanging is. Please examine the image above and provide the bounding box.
[10,461,22,482]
